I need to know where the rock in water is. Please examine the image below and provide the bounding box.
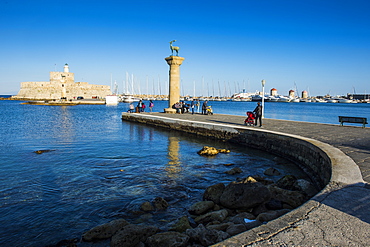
[197,146,219,156]
[203,183,225,204]
[153,197,169,210]
[140,201,155,212]
[220,181,271,209]
[146,232,189,247]
[186,224,230,246]
[34,149,55,154]
[188,201,215,215]
[111,224,159,247]
[169,216,193,233]
[82,219,129,241]
[264,167,281,176]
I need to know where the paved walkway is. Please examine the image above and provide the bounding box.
[125,112,370,246]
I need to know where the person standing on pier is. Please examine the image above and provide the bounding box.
[202,101,208,115]
[149,100,154,112]
[191,99,196,115]
[128,103,134,113]
[253,102,263,127]
[137,100,143,112]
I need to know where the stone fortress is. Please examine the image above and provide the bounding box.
[13,64,111,100]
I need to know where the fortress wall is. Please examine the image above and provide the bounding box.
[14,66,111,100]
[65,85,111,98]
[15,82,111,99]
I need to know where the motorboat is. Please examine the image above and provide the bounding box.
[290,98,300,103]
[251,95,263,101]
[277,96,290,102]
[326,99,338,103]
[310,98,326,103]
[121,95,141,103]
[266,96,278,102]
[338,99,354,103]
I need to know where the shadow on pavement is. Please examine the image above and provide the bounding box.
[313,182,370,224]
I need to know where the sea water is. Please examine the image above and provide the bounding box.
[0,99,368,246]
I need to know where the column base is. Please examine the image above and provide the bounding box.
[164,108,177,114]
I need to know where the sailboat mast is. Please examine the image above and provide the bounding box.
[110,73,113,94]
[125,72,129,94]
[146,75,148,97]
[193,80,195,97]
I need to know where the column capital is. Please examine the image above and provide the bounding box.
[165,56,185,66]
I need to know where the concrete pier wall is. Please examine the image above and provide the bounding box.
[121,113,367,247]
[122,113,370,247]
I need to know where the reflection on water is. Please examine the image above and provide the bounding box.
[166,136,181,177]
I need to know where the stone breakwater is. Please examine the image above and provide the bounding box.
[79,171,317,247]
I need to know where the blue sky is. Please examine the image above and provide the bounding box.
[1,0,369,96]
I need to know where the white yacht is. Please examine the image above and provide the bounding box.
[277,96,290,102]
[121,95,141,103]
[326,99,338,103]
[290,98,300,103]
[338,99,354,103]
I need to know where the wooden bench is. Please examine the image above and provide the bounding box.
[339,116,368,128]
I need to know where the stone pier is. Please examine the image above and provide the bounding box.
[164,56,185,113]
[121,112,370,247]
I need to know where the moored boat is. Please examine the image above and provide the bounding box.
[277,96,290,102]
[106,95,119,105]
[338,99,354,103]
[121,95,141,103]
[326,99,338,103]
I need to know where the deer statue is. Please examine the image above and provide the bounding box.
[169,40,180,56]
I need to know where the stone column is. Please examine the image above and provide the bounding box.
[164,56,185,113]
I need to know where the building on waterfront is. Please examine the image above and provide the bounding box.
[302,90,308,99]
[347,93,370,100]
[270,88,278,96]
[13,64,111,100]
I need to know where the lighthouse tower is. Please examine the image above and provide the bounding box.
[64,63,69,73]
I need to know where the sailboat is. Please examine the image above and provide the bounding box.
[121,72,141,103]
[106,80,119,105]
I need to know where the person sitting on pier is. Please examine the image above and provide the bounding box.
[181,101,189,113]
[127,103,134,113]
[172,102,181,113]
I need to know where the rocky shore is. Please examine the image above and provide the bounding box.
[51,146,318,247]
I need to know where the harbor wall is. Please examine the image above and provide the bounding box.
[120,113,365,247]
[14,81,111,100]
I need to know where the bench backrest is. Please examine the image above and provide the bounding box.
[339,116,368,124]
